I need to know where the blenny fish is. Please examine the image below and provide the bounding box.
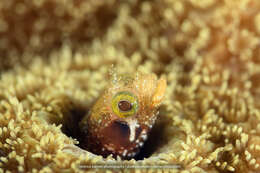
[79,72,167,159]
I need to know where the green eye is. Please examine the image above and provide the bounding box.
[111,91,138,118]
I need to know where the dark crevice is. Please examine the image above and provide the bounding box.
[61,108,88,147]
[134,118,169,160]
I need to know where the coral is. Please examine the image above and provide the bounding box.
[1,0,260,172]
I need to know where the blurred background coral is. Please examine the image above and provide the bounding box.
[1,0,260,172]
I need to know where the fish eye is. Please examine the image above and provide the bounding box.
[118,100,132,112]
[111,91,138,118]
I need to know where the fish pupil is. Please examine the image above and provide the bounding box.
[118,100,132,112]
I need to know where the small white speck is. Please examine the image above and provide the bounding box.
[122,149,127,157]
[141,134,147,140]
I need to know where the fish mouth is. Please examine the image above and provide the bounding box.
[100,119,144,154]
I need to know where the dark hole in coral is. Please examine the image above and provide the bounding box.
[61,106,170,161]
[214,151,235,173]
[134,116,169,160]
[0,149,6,157]
[0,148,7,165]
[61,108,88,144]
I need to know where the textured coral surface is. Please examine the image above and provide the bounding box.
[1,0,260,172]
